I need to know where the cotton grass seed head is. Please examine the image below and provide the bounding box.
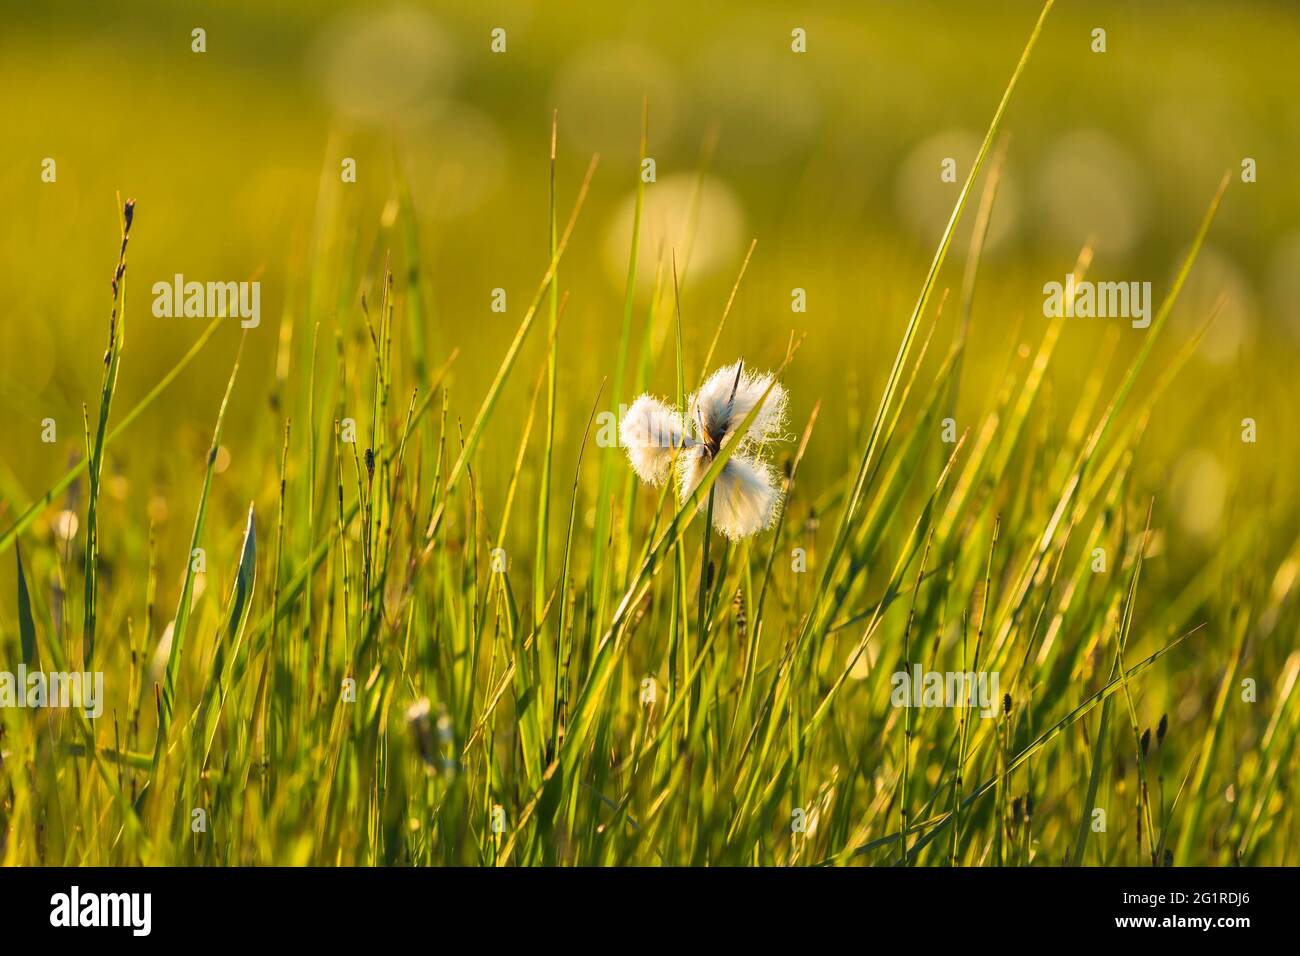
[620,359,789,540]
[687,360,788,454]
[406,697,437,775]
[619,394,689,485]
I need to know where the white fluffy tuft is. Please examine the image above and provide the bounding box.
[620,394,689,485]
[677,448,782,541]
[621,360,788,540]
[687,361,787,451]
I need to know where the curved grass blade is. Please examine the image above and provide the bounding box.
[802,0,1056,658]
[155,338,245,764]
[199,502,257,765]
[423,154,599,544]
[15,541,37,664]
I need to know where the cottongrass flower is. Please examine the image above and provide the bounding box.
[620,360,788,540]
[406,697,457,777]
[406,697,438,776]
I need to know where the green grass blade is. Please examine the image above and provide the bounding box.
[15,540,37,664]
[156,338,245,760]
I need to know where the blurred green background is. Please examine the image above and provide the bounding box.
[1,0,1298,594]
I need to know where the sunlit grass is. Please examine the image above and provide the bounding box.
[1,0,1296,867]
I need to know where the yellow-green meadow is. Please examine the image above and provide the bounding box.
[1,0,1297,866]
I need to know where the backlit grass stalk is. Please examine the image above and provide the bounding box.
[156,337,246,764]
[82,198,135,668]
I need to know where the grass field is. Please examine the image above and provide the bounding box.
[1,0,1297,866]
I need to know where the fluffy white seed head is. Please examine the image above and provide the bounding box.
[677,446,782,541]
[620,394,690,486]
[687,361,788,452]
[621,360,789,540]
